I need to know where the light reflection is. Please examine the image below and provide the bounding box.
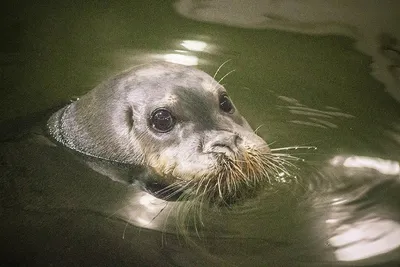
[122,191,170,230]
[139,193,165,211]
[136,217,152,226]
[120,39,210,66]
[326,219,339,224]
[163,53,199,66]
[330,155,400,176]
[329,218,400,261]
[325,154,400,261]
[331,197,348,206]
[181,40,207,51]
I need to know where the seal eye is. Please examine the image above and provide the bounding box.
[150,108,175,132]
[219,93,235,113]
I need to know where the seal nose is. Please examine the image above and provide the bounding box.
[203,131,241,157]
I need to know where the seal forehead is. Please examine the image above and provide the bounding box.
[162,93,179,105]
[134,64,171,78]
[133,62,192,79]
[133,63,224,93]
[201,78,223,93]
[171,86,218,129]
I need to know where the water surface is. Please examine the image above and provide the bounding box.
[1,1,400,266]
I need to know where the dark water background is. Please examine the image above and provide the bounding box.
[1,1,400,266]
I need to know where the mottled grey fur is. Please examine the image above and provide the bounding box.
[47,62,266,179]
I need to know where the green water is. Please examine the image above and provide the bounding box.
[1,1,400,266]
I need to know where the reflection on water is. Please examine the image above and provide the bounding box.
[330,155,400,176]
[120,190,169,236]
[163,52,199,65]
[1,0,400,266]
[330,217,400,261]
[277,95,354,129]
[323,155,400,261]
[181,40,208,52]
[175,0,400,103]
[150,39,211,66]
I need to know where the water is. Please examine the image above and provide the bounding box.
[1,1,400,266]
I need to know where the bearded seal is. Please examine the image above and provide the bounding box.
[47,62,285,205]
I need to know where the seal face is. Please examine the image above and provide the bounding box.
[48,62,276,205]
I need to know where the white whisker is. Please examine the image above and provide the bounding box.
[270,146,317,151]
[254,124,264,134]
[213,59,232,79]
[217,69,236,85]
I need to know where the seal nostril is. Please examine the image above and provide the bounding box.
[207,133,241,155]
[213,143,232,150]
[233,134,241,146]
[210,143,234,155]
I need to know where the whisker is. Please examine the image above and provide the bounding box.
[213,59,232,79]
[254,124,264,134]
[217,69,236,85]
[149,142,313,238]
[270,146,317,151]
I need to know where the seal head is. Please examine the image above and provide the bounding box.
[48,62,273,205]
